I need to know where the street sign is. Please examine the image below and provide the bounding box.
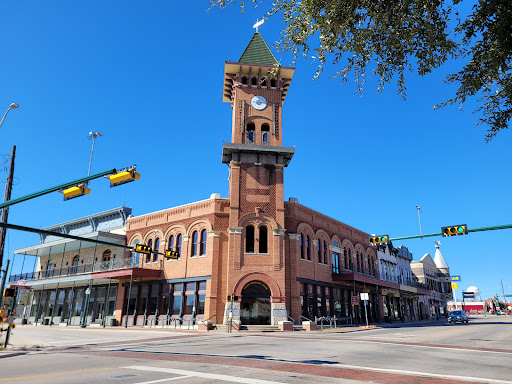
[360,292,369,301]
[451,276,461,281]
[451,282,458,290]
[351,296,359,306]
[462,292,475,299]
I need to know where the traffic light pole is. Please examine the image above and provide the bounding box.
[0,146,16,294]
[0,168,116,211]
[389,223,512,241]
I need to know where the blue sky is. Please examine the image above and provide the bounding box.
[1,1,510,300]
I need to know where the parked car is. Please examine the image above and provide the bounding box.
[448,310,469,324]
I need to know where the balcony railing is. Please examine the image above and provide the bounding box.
[8,258,137,283]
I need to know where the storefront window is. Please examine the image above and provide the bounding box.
[172,296,182,315]
[198,295,205,315]
[184,295,195,315]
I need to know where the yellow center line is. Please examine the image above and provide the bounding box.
[0,367,114,381]
[412,327,470,340]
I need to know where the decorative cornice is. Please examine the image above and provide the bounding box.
[228,227,243,235]
[272,228,286,236]
[330,245,342,253]
[183,235,190,241]
[288,233,300,240]
[208,230,222,238]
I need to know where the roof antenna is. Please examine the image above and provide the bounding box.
[253,19,264,32]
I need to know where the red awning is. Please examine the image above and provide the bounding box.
[91,268,161,280]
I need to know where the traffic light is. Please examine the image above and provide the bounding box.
[441,224,468,237]
[59,184,90,201]
[369,235,389,245]
[108,167,140,187]
[135,244,152,254]
[165,250,180,259]
[3,288,16,297]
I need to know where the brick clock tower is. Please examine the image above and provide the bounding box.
[221,32,295,325]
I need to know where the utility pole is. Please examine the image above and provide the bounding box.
[0,259,10,308]
[0,146,16,286]
[501,279,507,305]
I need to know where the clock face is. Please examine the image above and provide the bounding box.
[251,96,267,110]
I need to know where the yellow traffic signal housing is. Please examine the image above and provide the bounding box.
[109,168,140,187]
[3,288,16,297]
[369,235,389,245]
[442,224,468,237]
[165,250,180,259]
[59,184,90,201]
[135,244,152,254]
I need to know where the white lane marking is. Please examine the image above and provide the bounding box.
[245,335,512,355]
[126,366,286,384]
[134,376,192,384]
[330,363,512,384]
[97,335,220,349]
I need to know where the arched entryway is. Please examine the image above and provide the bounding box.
[240,281,271,325]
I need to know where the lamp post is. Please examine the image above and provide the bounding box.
[87,131,102,176]
[80,287,91,328]
[0,103,19,129]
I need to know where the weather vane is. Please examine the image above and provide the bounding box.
[253,19,264,32]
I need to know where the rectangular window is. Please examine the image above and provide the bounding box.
[74,302,83,317]
[186,282,196,292]
[174,283,183,292]
[128,298,136,313]
[107,301,115,316]
[198,295,205,315]
[172,296,182,315]
[184,295,195,315]
[199,281,207,291]
[149,297,158,314]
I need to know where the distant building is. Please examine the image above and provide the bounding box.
[410,242,452,318]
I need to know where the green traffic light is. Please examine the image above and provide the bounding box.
[457,226,464,233]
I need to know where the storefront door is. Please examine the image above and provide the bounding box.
[240,281,271,325]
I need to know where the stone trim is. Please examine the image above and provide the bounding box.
[288,233,299,240]
[228,227,243,235]
[330,245,341,253]
[272,228,286,236]
[208,230,222,238]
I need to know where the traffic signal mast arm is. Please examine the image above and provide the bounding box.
[0,168,116,210]
[389,223,512,241]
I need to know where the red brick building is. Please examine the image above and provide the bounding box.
[120,33,381,327]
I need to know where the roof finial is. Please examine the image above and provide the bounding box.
[253,19,264,33]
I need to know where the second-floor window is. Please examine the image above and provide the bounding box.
[177,234,182,258]
[200,229,207,255]
[103,250,111,262]
[154,238,160,262]
[246,225,255,253]
[147,239,153,263]
[72,255,79,273]
[259,226,268,253]
[191,231,198,256]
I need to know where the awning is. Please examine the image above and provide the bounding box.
[91,268,161,280]
[13,231,126,257]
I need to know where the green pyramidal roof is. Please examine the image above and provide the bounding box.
[238,32,278,66]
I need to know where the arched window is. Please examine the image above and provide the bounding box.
[168,235,174,251]
[261,124,270,144]
[200,229,207,255]
[103,249,111,262]
[323,241,328,264]
[191,231,198,256]
[154,238,160,262]
[261,78,267,86]
[241,75,248,85]
[72,255,79,274]
[259,226,268,253]
[332,241,340,273]
[299,234,304,259]
[270,78,276,87]
[146,239,153,263]
[247,123,255,143]
[317,239,322,263]
[176,234,182,259]
[251,76,258,86]
[306,236,311,260]
[132,239,140,266]
[246,225,255,253]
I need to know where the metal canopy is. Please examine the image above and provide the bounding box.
[14,231,126,257]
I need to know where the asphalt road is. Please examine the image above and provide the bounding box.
[1,315,511,384]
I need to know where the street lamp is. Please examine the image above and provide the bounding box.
[0,103,19,129]
[79,287,91,328]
